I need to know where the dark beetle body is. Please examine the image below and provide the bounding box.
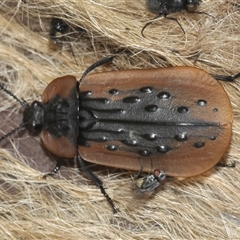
[142,0,203,37]
[50,18,69,44]
[146,0,201,14]
[34,67,232,178]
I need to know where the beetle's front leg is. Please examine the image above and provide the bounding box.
[43,158,65,178]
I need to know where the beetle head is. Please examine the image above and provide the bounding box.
[23,100,44,135]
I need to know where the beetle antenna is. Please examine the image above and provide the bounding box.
[0,84,29,108]
[79,55,116,81]
[79,49,126,81]
[0,123,26,143]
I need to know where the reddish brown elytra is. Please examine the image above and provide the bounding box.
[0,56,239,212]
[77,67,232,177]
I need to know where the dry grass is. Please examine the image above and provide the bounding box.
[0,0,239,239]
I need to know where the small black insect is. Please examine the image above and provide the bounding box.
[142,0,210,37]
[50,18,70,45]
[50,18,86,65]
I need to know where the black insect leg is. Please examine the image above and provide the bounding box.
[190,10,215,19]
[77,155,118,213]
[165,15,185,34]
[141,13,162,38]
[212,72,240,82]
[43,157,65,178]
[216,161,236,168]
[141,13,186,37]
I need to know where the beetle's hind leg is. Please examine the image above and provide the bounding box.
[212,72,240,82]
[77,154,118,213]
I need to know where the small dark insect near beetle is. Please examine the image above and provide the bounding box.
[0,55,239,212]
[142,0,210,37]
[50,18,85,65]
[50,18,70,44]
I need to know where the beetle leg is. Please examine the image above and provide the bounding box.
[211,72,240,82]
[141,13,162,38]
[165,15,185,34]
[77,155,118,213]
[43,158,64,177]
[216,161,236,168]
[141,13,186,37]
[43,158,65,178]
[188,11,215,19]
[140,170,166,192]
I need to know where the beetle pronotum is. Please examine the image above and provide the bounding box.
[0,55,239,212]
